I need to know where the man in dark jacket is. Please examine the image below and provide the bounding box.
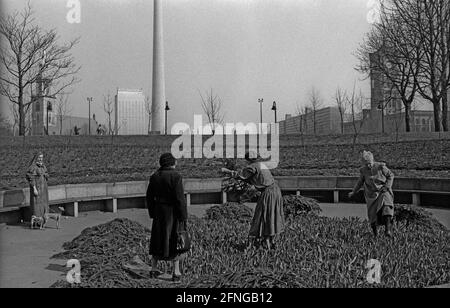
[146,153,187,281]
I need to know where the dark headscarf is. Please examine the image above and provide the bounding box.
[29,152,44,168]
[159,153,176,168]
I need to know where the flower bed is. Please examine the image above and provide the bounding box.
[1,136,450,189]
[51,204,449,288]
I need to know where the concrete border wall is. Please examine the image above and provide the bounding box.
[1,177,449,223]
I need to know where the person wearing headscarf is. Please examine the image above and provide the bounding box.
[227,151,285,249]
[348,151,395,237]
[25,152,49,222]
[146,153,188,282]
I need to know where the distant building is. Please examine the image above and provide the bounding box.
[280,53,447,136]
[356,51,443,134]
[369,52,403,114]
[279,107,342,135]
[30,70,97,136]
[31,73,57,135]
[115,89,147,135]
[47,115,98,136]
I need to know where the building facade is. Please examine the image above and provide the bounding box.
[31,74,57,135]
[280,52,447,136]
[115,89,147,135]
[47,115,98,135]
[279,107,342,135]
[361,51,442,134]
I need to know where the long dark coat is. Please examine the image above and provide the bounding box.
[352,162,395,226]
[146,167,187,260]
[26,163,49,220]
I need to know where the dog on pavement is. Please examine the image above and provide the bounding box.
[30,207,64,229]
[31,215,45,229]
[43,212,61,229]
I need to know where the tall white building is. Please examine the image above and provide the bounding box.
[151,0,166,134]
[115,89,147,135]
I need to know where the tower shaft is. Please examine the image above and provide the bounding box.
[151,0,166,134]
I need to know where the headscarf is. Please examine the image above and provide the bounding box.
[29,152,44,168]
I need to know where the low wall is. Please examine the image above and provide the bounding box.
[1,176,449,223]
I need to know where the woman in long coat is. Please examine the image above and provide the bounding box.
[26,152,49,222]
[146,153,188,281]
[229,152,285,249]
[349,151,395,237]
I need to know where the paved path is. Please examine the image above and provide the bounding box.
[0,203,448,288]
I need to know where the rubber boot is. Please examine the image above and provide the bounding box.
[385,216,393,237]
[371,223,378,237]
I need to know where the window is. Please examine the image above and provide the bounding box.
[49,113,56,126]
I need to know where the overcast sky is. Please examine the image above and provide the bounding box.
[0,0,374,128]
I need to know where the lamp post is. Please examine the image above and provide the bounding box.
[271,101,277,123]
[165,101,170,135]
[258,98,263,134]
[377,101,385,134]
[87,97,93,135]
[271,101,277,135]
[46,101,52,135]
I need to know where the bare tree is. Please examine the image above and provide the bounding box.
[8,102,19,136]
[24,104,33,136]
[295,103,307,148]
[308,87,322,135]
[199,88,225,135]
[0,3,81,136]
[391,106,403,143]
[55,93,72,135]
[103,92,114,135]
[356,2,422,132]
[390,0,450,131]
[295,103,304,133]
[348,85,368,150]
[356,0,450,132]
[303,106,309,133]
[440,0,450,130]
[334,87,348,134]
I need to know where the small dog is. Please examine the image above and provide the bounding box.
[44,212,61,229]
[30,210,62,230]
[31,216,45,229]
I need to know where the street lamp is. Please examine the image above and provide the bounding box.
[46,101,52,135]
[271,101,277,123]
[258,98,263,134]
[377,101,386,133]
[165,101,170,135]
[87,97,93,135]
